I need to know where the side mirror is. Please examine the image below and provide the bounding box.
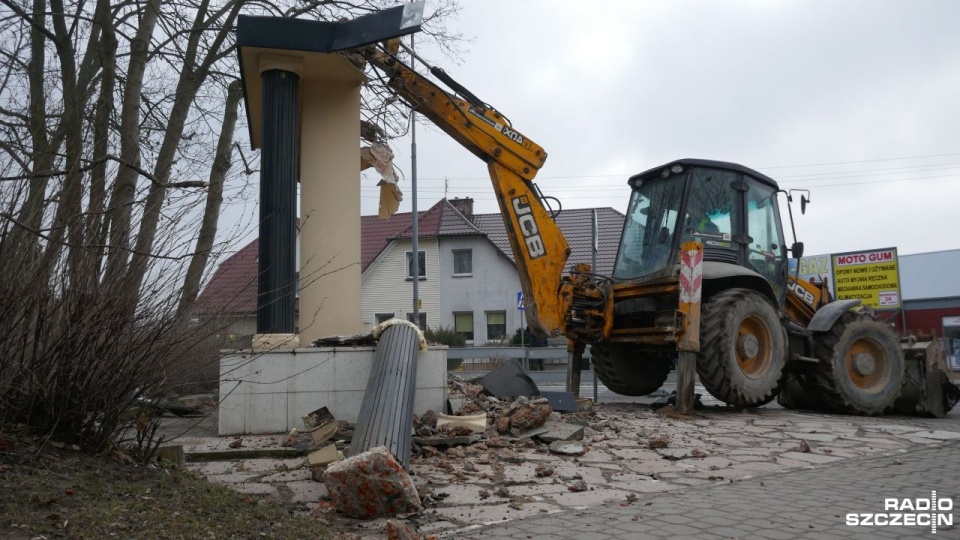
[800,195,808,215]
[791,241,805,259]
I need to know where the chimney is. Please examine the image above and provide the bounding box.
[450,197,474,218]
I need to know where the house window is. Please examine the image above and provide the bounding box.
[406,312,427,331]
[375,313,395,324]
[486,311,506,341]
[454,312,474,341]
[406,251,426,280]
[453,249,472,275]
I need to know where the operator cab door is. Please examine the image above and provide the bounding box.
[744,177,788,304]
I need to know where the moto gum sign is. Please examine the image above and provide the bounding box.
[831,247,901,310]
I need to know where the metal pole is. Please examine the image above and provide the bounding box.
[591,209,599,403]
[520,324,527,373]
[410,34,420,327]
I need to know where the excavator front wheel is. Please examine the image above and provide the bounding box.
[591,343,672,397]
[812,310,905,415]
[698,288,786,407]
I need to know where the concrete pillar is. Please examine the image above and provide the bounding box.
[257,59,301,335]
[298,79,364,344]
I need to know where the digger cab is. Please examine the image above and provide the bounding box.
[613,159,791,307]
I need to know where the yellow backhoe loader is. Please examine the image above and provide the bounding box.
[359,41,959,417]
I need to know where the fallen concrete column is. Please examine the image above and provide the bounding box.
[348,320,422,467]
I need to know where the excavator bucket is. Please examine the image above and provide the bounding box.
[892,335,960,417]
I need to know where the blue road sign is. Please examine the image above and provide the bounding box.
[517,291,525,310]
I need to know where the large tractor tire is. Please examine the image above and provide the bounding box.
[592,343,672,396]
[698,288,786,407]
[811,310,905,415]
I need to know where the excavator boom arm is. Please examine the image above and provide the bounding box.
[363,45,572,337]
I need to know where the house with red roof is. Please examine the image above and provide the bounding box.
[195,197,624,344]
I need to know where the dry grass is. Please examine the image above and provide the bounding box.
[0,436,331,539]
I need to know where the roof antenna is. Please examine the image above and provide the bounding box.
[444,176,449,199]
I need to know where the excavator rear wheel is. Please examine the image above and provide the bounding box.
[591,343,672,396]
[698,288,786,407]
[812,310,905,415]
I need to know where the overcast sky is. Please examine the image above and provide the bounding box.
[349,0,960,257]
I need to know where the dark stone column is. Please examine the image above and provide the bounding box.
[257,69,299,334]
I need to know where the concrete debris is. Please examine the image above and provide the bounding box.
[495,486,511,498]
[534,463,554,477]
[302,406,335,430]
[796,439,812,453]
[648,435,670,449]
[567,479,588,492]
[576,397,595,414]
[548,440,585,456]
[506,399,552,434]
[436,412,487,434]
[307,444,340,467]
[418,410,439,429]
[446,397,469,415]
[386,519,419,540]
[309,421,339,446]
[535,421,585,443]
[322,446,422,519]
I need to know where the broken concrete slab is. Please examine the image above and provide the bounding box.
[436,412,487,433]
[534,421,585,443]
[307,444,340,467]
[302,406,335,430]
[308,421,338,446]
[322,446,422,519]
[509,426,551,441]
[548,440,585,456]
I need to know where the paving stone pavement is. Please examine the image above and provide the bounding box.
[461,441,960,539]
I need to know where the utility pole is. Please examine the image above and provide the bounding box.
[410,33,420,328]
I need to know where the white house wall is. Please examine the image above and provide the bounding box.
[361,238,440,329]
[438,236,522,343]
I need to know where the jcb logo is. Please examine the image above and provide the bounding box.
[788,281,816,306]
[512,196,546,259]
